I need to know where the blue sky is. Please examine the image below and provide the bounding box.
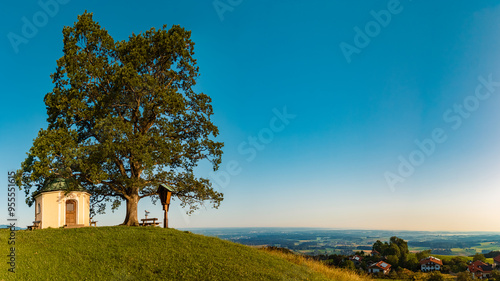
[1,0,500,231]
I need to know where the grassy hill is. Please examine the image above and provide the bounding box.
[0,226,369,281]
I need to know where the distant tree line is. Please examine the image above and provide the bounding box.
[408,241,474,249]
[430,248,453,255]
[485,251,500,258]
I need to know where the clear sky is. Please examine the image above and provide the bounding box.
[1,0,500,231]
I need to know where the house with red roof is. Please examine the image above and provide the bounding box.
[368,261,391,274]
[494,255,500,267]
[420,256,443,272]
[349,255,363,265]
[371,249,380,257]
[467,260,494,279]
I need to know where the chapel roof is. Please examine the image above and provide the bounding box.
[33,178,87,197]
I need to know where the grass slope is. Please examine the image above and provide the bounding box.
[0,227,368,281]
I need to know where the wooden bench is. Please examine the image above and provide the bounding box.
[140,218,160,226]
[90,221,97,227]
[27,221,41,230]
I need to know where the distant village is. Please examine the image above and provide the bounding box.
[348,251,500,279]
[313,236,500,280]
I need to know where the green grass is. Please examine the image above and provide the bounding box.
[0,227,369,281]
[431,254,494,264]
[431,254,472,262]
[471,242,500,253]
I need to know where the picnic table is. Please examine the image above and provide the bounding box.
[140,218,160,226]
[27,220,41,230]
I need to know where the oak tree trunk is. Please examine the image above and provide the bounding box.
[121,194,140,226]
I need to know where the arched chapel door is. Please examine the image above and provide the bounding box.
[66,200,77,225]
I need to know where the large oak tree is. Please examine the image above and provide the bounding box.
[16,12,224,226]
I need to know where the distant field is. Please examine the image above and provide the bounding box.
[190,228,500,260]
[409,246,429,252]
[431,254,494,264]
[431,255,472,262]
[472,242,500,252]
[410,241,499,258]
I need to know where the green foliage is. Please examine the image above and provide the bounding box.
[456,271,473,281]
[440,265,451,274]
[15,12,224,225]
[426,271,445,281]
[371,236,409,269]
[443,256,468,273]
[325,254,345,267]
[388,243,401,257]
[431,254,494,265]
[416,250,432,261]
[491,270,500,281]
[388,269,398,279]
[484,251,500,258]
[397,268,415,280]
[373,240,386,254]
[406,253,420,271]
[386,255,399,268]
[342,260,356,271]
[411,271,427,281]
[360,261,368,271]
[391,236,410,256]
[472,253,486,262]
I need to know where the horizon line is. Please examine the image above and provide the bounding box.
[177,226,500,233]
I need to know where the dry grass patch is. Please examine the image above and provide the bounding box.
[261,247,371,281]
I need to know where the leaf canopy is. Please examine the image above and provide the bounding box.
[16,12,224,217]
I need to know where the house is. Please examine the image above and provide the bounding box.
[368,261,391,274]
[32,178,91,229]
[349,255,363,265]
[420,256,443,272]
[494,255,500,267]
[467,260,494,279]
[371,249,380,256]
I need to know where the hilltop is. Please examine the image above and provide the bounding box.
[0,226,369,281]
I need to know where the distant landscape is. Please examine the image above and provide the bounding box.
[0,225,23,231]
[185,228,500,257]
